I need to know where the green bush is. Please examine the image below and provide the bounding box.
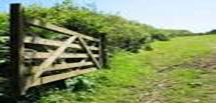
[151,33,170,41]
[0,14,9,65]
[66,76,96,92]
[24,1,191,52]
[0,0,193,54]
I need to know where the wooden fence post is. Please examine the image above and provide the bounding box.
[9,3,25,97]
[99,34,108,68]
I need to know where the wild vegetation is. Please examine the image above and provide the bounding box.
[0,13,9,64]
[0,0,192,66]
[0,0,192,53]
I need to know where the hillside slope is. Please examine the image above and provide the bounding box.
[37,35,216,103]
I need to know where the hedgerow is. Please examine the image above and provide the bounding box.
[0,0,192,64]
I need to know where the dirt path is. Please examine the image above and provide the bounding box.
[192,54,216,70]
[138,54,216,103]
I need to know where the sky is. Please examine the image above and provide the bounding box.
[1,0,216,33]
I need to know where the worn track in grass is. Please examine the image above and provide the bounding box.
[138,54,216,103]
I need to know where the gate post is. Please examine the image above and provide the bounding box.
[99,33,108,68]
[9,3,25,97]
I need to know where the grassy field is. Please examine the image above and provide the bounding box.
[34,35,216,103]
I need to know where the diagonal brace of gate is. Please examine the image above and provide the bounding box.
[32,36,77,80]
[78,37,101,69]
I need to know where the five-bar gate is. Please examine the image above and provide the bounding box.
[9,3,107,97]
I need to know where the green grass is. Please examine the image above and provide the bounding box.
[37,35,216,103]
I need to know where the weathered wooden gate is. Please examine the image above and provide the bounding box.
[9,3,107,97]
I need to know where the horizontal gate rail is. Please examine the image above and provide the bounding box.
[31,68,97,87]
[31,61,94,73]
[25,19,100,42]
[9,3,107,97]
[24,36,99,50]
[24,52,99,59]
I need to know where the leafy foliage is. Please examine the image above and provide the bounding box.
[0,1,193,54]
[0,14,9,65]
[66,76,96,92]
[151,33,170,41]
[23,0,192,52]
[0,14,9,36]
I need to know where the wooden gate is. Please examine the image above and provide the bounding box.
[9,4,107,97]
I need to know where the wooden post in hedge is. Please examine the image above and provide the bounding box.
[9,3,25,97]
[99,34,108,68]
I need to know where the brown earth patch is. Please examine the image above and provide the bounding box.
[191,55,216,70]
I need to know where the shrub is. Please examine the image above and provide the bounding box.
[24,1,179,52]
[66,76,96,92]
[0,14,9,65]
[151,33,170,41]
[0,0,193,54]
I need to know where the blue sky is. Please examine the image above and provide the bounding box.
[1,0,216,33]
